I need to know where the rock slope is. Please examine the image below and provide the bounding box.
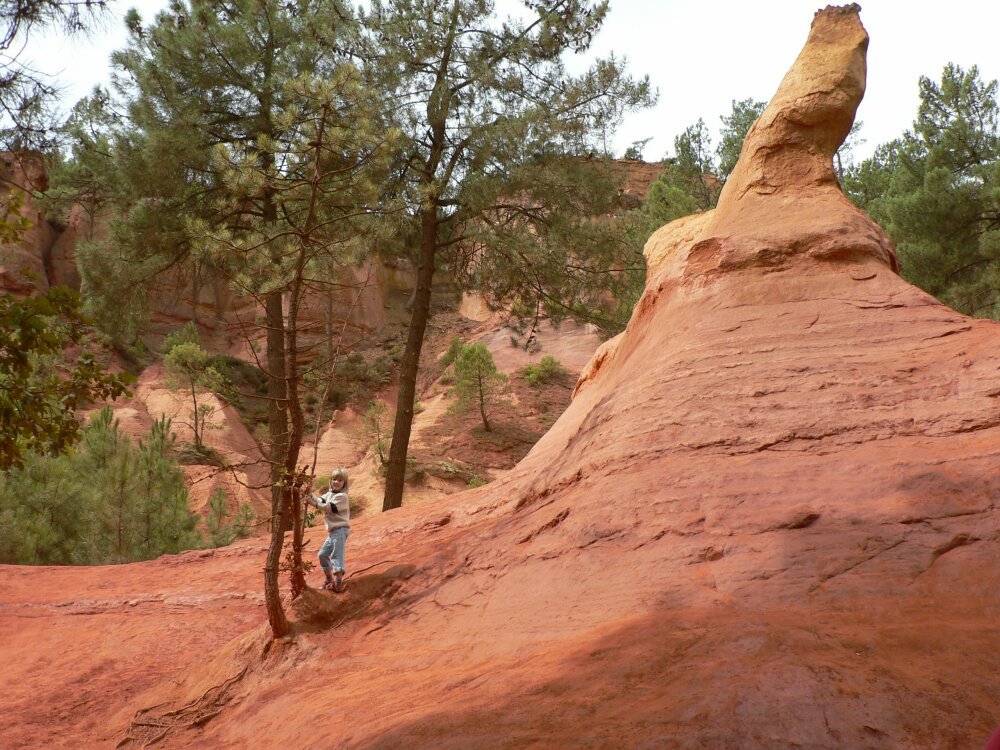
[1,6,998,750]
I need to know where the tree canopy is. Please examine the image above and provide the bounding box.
[845,64,999,319]
[0,287,129,472]
[364,0,653,511]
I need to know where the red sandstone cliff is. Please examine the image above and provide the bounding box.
[1,6,998,750]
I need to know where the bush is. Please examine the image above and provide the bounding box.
[362,402,391,466]
[520,355,566,386]
[438,336,465,367]
[205,490,256,546]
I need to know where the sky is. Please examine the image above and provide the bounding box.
[16,0,1000,162]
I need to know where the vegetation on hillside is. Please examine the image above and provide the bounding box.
[0,408,248,565]
[0,287,130,472]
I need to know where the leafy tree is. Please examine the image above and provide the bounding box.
[365,0,653,511]
[847,64,999,319]
[0,287,130,471]
[0,188,32,243]
[451,342,509,433]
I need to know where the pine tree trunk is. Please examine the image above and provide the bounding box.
[263,288,290,637]
[383,208,437,511]
[190,381,200,447]
[285,238,310,598]
[478,372,491,432]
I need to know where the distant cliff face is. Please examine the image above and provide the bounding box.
[2,7,998,749]
[0,161,402,347]
[0,152,57,294]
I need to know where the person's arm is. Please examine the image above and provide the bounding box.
[303,490,322,508]
[330,492,348,514]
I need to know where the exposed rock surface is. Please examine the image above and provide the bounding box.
[1,6,999,750]
[0,152,55,294]
[85,363,273,522]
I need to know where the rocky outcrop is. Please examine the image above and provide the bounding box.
[0,152,56,294]
[2,7,999,750]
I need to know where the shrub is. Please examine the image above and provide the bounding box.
[520,355,566,386]
[438,336,465,367]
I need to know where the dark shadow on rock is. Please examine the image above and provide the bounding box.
[351,599,1000,750]
[292,564,418,631]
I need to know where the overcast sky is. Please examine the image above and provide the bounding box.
[17,0,1000,162]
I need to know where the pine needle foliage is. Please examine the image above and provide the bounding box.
[0,408,201,565]
[845,64,1000,319]
[367,0,654,510]
[450,342,509,433]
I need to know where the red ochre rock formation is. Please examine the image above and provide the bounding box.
[0,152,57,294]
[2,6,999,749]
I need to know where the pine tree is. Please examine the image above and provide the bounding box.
[365,0,653,511]
[846,64,999,319]
[0,408,199,565]
[163,327,225,450]
[0,0,108,152]
[67,0,393,636]
[717,98,767,179]
[451,343,509,433]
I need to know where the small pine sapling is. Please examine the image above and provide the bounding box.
[451,343,510,433]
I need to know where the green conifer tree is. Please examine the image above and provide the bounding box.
[365,0,654,510]
[451,343,509,433]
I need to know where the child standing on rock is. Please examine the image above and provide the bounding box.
[305,468,351,592]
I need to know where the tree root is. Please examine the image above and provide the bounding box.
[115,666,249,749]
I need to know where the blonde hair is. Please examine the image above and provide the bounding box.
[330,467,349,492]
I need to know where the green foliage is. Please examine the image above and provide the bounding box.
[372,0,653,510]
[163,322,200,353]
[623,137,652,161]
[450,343,510,433]
[520,355,567,386]
[209,353,269,431]
[204,489,254,547]
[0,189,32,243]
[463,157,648,337]
[846,64,1000,319]
[163,329,226,450]
[717,98,768,179]
[466,476,487,489]
[0,408,201,564]
[438,337,465,368]
[0,287,130,472]
[362,401,390,467]
[1,0,108,151]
